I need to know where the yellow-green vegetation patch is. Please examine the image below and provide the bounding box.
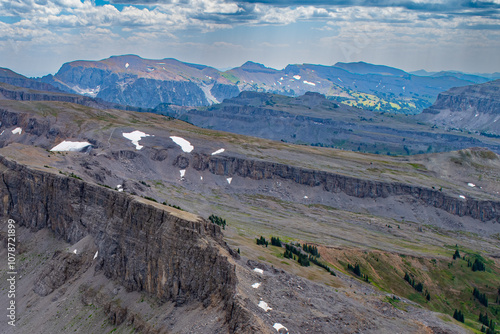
[221,72,240,84]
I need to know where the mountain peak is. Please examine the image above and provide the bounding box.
[333,61,407,77]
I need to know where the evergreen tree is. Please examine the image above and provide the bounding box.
[453,249,461,260]
[256,236,268,247]
[271,237,282,247]
[452,309,465,323]
[472,258,486,272]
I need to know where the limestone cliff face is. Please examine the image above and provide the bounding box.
[0,85,107,110]
[189,153,500,223]
[0,156,253,332]
[421,79,500,134]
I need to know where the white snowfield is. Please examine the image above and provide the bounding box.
[11,127,22,134]
[211,148,225,155]
[293,75,301,80]
[180,169,186,178]
[117,185,123,192]
[258,300,272,312]
[227,177,232,184]
[253,268,264,274]
[125,63,129,68]
[251,283,261,289]
[467,183,476,187]
[303,80,316,86]
[93,251,98,260]
[123,130,151,150]
[273,323,288,332]
[50,141,92,152]
[73,249,77,254]
[460,195,466,199]
[170,136,194,153]
[72,85,100,98]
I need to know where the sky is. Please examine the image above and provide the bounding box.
[0,0,499,77]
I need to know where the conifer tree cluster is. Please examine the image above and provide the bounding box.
[302,244,320,257]
[283,244,335,275]
[208,214,227,229]
[309,256,336,276]
[473,287,489,307]
[271,237,282,247]
[403,272,427,295]
[479,313,497,334]
[347,263,369,282]
[256,236,268,247]
[465,256,486,272]
[453,309,465,323]
[453,249,461,260]
[297,253,310,267]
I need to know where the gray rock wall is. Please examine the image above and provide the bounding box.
[0,156,255,332]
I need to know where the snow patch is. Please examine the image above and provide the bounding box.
[467,183,475,187]
[180,169,186,178]
[125,63,129,68]
[170,136,194,153]
[258,300,272,312]
[200,176,203,180]
[337,78,343,82]
[11,127,22,135]
[293,75,301,80]
[211,148,225,155]
[93,251,98,260]
[303,196,308,199]
[123,130,151,150]
[227,177,232,184]
[73,249,77,254]
[0,130,4,135]
[50,141,92,152]
[253,268,263,274]
[459,195,466,199]
[72,85,100,98]
[303,80,316,86]
[117,184,123,192]
[252,283,261,289]
[280,77,284,81]
[273,323,288,332]
[475,114,479,117]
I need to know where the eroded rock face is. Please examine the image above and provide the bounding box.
[422,79,500,134]
[33,251,83,296]
[0,156,255,332]
[190,153,500,223]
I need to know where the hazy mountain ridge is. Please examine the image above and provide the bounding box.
[26,55,497,113]
[0,67,62,93]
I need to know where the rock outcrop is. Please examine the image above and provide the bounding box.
[422,79,500,134]
[189,153,500,223]
[0,156,255,333]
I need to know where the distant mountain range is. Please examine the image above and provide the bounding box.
[27,55,497,113]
